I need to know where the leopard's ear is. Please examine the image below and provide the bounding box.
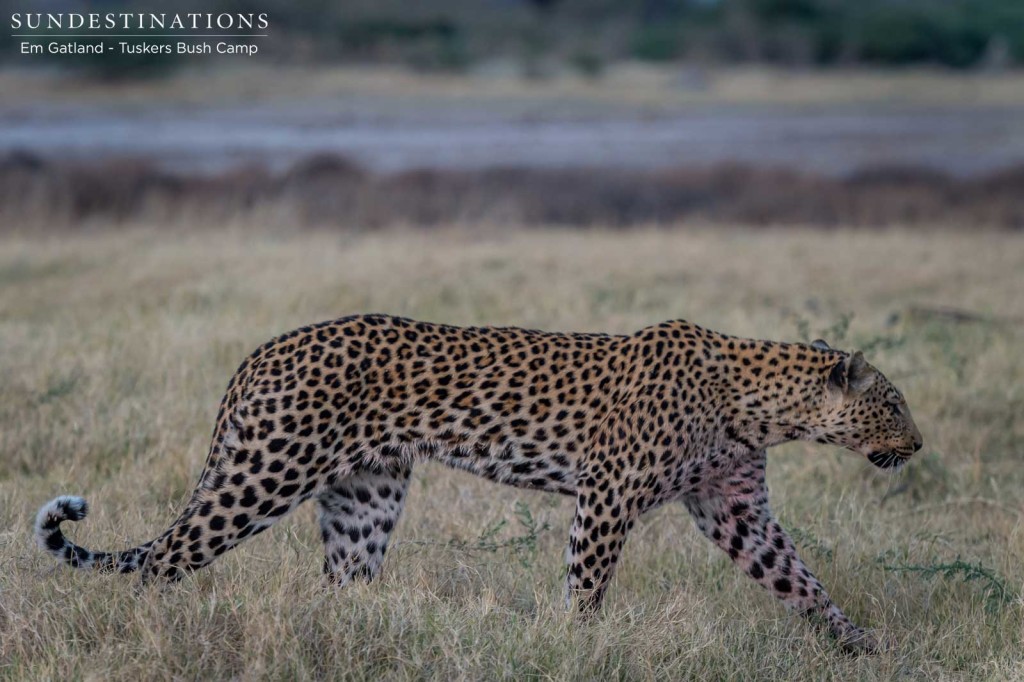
[811,339,831,351]
[829,351,874,394]
[847,351,875,392]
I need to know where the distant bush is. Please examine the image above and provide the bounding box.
[3,152,1024,231]
[568,49,606,78]
[631,25,685,62]
[853,6,990,68]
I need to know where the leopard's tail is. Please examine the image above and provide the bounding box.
[35,496,152,573]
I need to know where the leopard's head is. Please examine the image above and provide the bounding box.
[804,340,923,469]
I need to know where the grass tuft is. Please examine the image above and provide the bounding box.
[878,557,1017,613]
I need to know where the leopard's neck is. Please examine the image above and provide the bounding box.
[711,338,843,451]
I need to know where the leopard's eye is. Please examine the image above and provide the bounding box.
[886,402,902,417]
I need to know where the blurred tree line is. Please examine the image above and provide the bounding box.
[627,0,1023,68]
[4,0,1024,76]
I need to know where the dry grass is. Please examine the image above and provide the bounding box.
[0,227,1022,680]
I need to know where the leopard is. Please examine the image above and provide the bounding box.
[35,314,922,653]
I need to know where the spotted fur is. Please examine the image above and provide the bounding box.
[35,315,922,652]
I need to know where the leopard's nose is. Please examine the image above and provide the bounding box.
[912,439,923,453]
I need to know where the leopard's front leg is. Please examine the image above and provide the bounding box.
[683,451,880,654]
[564,468,636,614]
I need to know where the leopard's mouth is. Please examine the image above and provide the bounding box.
[867,451,908,469]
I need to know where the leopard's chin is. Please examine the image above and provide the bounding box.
[867,451,906,470]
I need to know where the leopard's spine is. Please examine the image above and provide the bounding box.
[35,496,152,573]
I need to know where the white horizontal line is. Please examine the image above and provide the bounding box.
[12,34,268,38]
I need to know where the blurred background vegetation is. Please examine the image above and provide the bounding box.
[3,0,1024,78]
[3,0,1024,231]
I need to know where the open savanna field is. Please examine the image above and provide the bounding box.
[0,227,1022,680]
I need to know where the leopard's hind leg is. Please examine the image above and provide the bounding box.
[317,463,412,586]
[140,410,346,583]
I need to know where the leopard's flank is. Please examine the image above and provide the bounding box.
[35,315,922,653]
